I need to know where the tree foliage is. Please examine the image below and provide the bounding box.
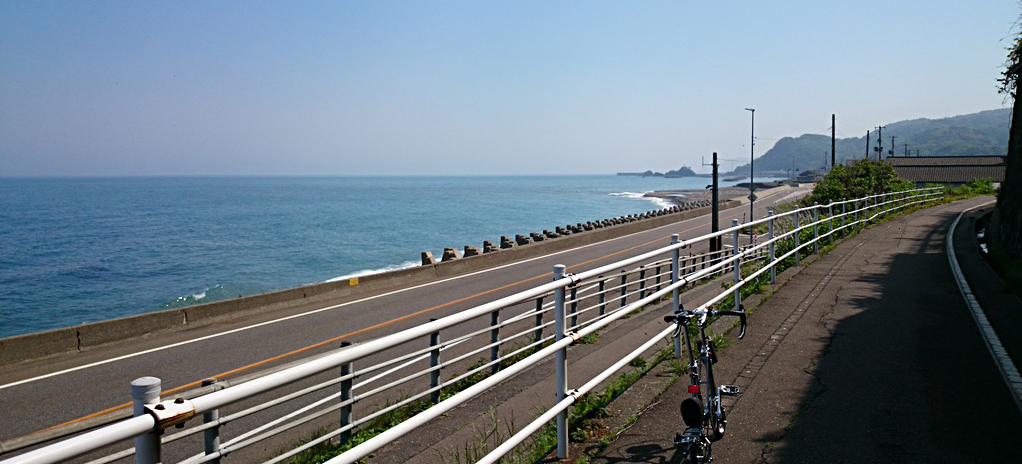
[998,34,1022,97]
[802,159,913,206]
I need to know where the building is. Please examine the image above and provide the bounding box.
[887,156,1006,186]
[797,170,824,182]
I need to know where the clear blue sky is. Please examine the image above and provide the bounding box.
[1,1,1017,176]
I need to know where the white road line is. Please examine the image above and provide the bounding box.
[0,189,794,391]
[947,200,1022,414]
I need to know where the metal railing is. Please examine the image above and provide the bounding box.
[0,187,943,464]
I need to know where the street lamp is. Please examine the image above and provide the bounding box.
[745,108,755,224]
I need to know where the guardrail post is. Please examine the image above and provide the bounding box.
[201,378,222,464]
[535,297,545,343]
[841,199,846,236]
[768,209,776,284]
[427,324,441,403]
[813,202,819,254]
[619,269,627,308]
[671,234,681,358]
[638,265,646,299]
[853,198,858,226]
[553,264,569,459]
[597,278,606,316]
[654,263,662,292]
[132,377,161,464]
[732,220,741,311]
[794,209,801,265]
[341,341,355,440]
[490,310,501,374]
[828,202,833,244]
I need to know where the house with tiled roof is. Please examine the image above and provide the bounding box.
[887,156,1006,186]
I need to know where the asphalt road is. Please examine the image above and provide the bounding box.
[593,196,1022,463]
[0,185,810,461]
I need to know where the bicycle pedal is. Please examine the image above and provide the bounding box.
[719,384,740,396]
[673,427,701,446]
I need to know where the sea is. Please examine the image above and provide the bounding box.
[0,175,760,338]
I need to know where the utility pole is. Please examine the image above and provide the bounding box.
[890,135,897,158]
[904,143,909,156]
[745,108,756,224]
[875,126,884,160]
[866,130,871,159]
[831,114,836,169]
[703,153,721,253]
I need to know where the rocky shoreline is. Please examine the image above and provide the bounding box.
[643,187,750,207]
[644,181,786,207]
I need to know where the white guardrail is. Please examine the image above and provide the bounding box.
[0,187,943,464]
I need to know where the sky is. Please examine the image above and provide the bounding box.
[1,1,1018,176]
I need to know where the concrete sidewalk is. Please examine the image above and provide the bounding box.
[590,196,1022,463]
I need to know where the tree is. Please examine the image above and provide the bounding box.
[997,25,1022,259]
[803,159,913,207]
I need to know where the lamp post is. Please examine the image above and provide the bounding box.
[745,108,755,224]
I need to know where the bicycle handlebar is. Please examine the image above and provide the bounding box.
[663,307,747,339]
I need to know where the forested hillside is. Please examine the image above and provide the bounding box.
[731,108,1011,175]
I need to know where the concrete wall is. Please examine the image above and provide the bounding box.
[0,199,740,366]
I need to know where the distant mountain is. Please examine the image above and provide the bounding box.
[730,108,1011,175]
[665,166,697,177]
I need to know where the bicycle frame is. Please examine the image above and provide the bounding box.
[666,306,746,462]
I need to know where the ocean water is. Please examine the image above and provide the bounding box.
[0,175,756,338]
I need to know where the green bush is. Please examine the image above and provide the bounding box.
[803,159,914,206]
[947,178,998,198]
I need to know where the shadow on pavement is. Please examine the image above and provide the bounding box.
[585,440,686,464]
[767,211,1022,463]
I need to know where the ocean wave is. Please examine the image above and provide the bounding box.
[325,261,420,283]
[158,284,251,310]
[608,191,649,199]
[609,191,675,210]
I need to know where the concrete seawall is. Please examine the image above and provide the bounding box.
[0,199,742,366]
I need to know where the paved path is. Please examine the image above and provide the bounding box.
[593,196,1022,463]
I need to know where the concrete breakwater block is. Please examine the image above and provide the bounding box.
[428,196,734,265]
[441,247,461,261]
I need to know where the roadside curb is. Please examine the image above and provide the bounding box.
[947,202,1022,413]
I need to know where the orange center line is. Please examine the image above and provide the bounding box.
[45,207,745,431]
